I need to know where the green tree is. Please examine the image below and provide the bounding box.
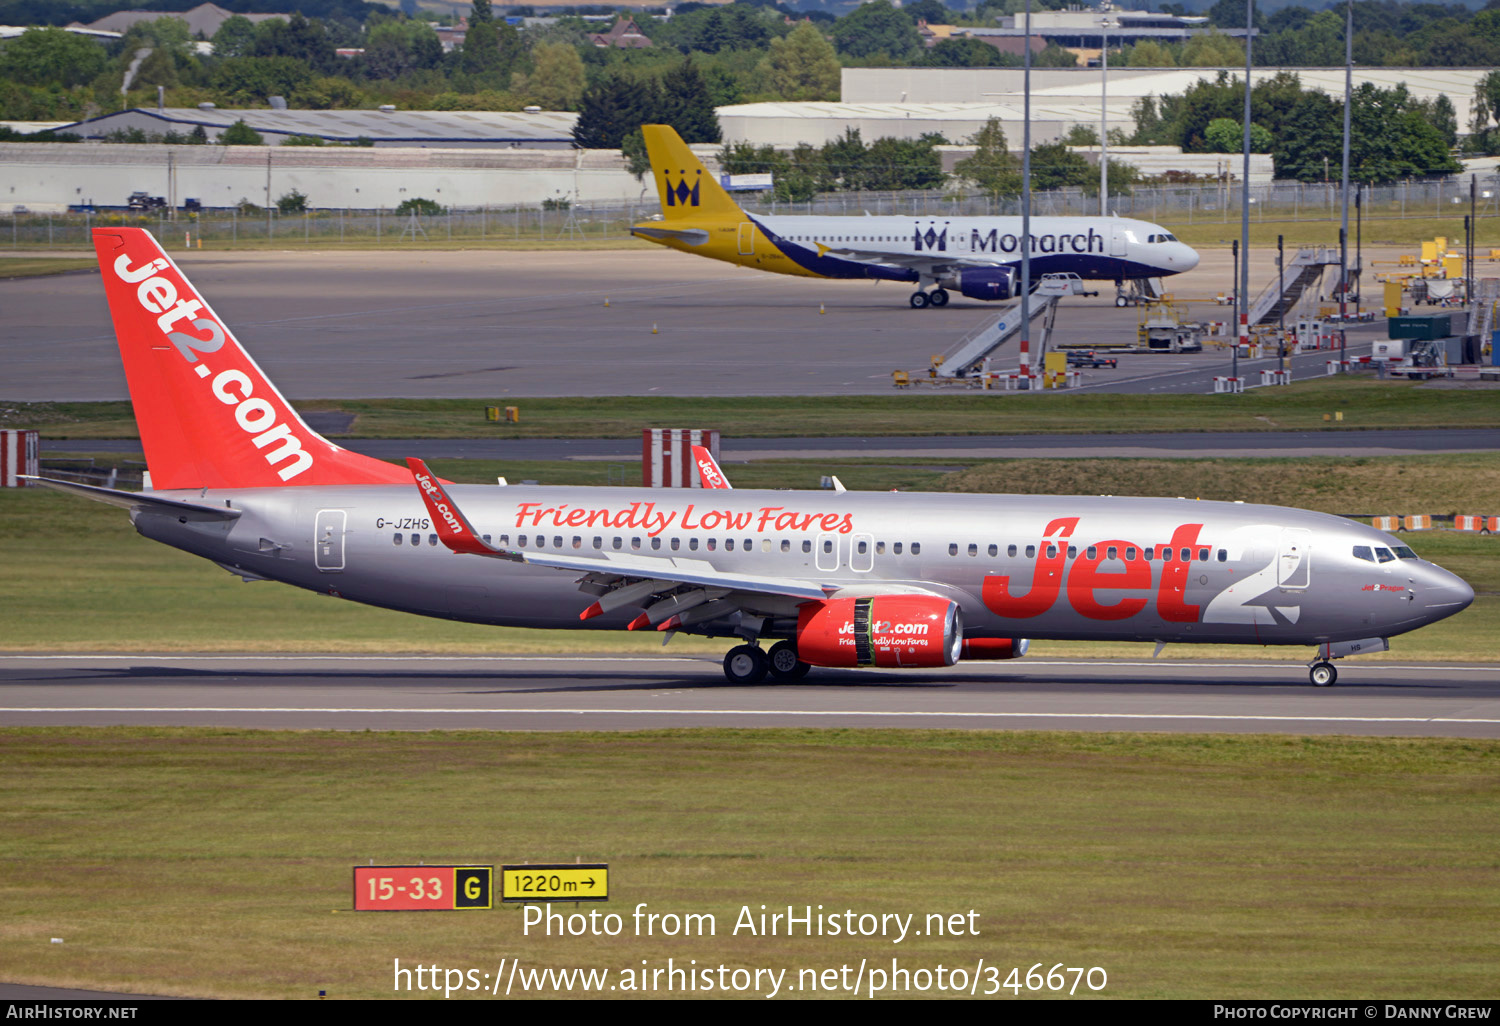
[276,189,308,212]
[756,22,840,101]
[512,40,586,110]
[572,73,655,149]
[211,15,257,59]
[363,18,443,79]
[1203,117,1271,153]
[657,58,721,144]
[1029,140,1089,190]
[1126,39,1175,67]
[0,26,108,87]
[220,120,264,145]
[1034,42,1078,67]
[1181,29,1242,67]
[863,134,946,191]
[1083,159,1142,199]
[829,1,921,61]
[252,13,335,75]
[954,118,1020,198]
[212,56,315,106]
[920,37,1015,67]
[396,196,444,215]
[460,0,521,82]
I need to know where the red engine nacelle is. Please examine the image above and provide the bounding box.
[959,637,1030,660]
[796,596,962,668]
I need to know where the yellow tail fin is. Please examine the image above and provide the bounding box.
[643,124,745,222]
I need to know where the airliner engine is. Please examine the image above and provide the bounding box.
[796,596,963,668]
[952,267,1015,301]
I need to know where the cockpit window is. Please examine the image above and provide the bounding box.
[1352,545,1374,563]
[1393,545,1418,560]
[1374,547,1395,563]
[1161,233,1177,242]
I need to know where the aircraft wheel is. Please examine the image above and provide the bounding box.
[929,289,950,308]
[1309,661,1337,687]
[724,644,769,684]
[1115,295,1129,307]
[767,641,811,681]
[909,291,929,309]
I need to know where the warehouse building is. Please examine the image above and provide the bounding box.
[55,106,579,149]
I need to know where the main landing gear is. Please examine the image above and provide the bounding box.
[722,642,811,683]
[1309,661,1337,687]
[910,288,949,309]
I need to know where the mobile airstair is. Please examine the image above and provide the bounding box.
[1246,247,1341,327]
[931,274,1088,378]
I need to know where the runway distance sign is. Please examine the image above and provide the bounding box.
[502,864,609,903]
[353,865,492,911]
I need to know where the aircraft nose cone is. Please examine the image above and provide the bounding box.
[1180,244,1201,271]
[1423,567,1474,616]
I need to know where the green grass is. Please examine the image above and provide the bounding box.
[0,728,1496,999]
[0,257,99,279]
[3,452,1495,659]
[1169,213,1500,251]
[7,377,1499,440]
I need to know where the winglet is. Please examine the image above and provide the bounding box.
[692,445,732,490]
[407,458,517,559]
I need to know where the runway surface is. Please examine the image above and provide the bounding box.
[43,427,1500,464]
[3,655,1498,738]
[5,247,1413,400]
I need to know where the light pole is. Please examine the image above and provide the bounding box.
[1338,0,1351,372]
[1355,186,1362,317]
[1232,238,1239,382]
[1236,0,1254,386]
[1099,11,1114,216]
[1277,233,1285,371]
[1020,0,1033,383]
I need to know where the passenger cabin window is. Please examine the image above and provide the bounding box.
[1197,548,1209,562]
[1025,545,1035,558]
[1087,546,1097,560]
[911,543,921,555]
[612,537,622,550]
[393,533,402,545]
[893,542,903,555]
[781,540,790,552]
[1107,546,1118,560]
[1216,549,1227,562]
[671,538,681,551]
[593,537,602,549]
[949,544,959,556]
[988,544,998,557]
[429,535,437,546]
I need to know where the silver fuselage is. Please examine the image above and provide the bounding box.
[136,484,1472,646]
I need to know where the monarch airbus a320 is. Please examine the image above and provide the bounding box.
[33,228,1472,686]
[629,125,1200,309]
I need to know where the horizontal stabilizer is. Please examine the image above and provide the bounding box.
[23,476,241,521]
[630,225,710,246]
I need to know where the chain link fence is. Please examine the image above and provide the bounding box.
[9,174,1500,249]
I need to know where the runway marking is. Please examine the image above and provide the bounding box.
[5,708,1500,725]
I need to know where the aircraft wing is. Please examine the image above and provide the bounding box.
[818,243,1009,278]
[408,458,827,629]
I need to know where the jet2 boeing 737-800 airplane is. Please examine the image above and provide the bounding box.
[31,228,1471,686]
[629,125,1200,309]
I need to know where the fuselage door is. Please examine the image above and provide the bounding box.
[315,509,347,572]
[1110,227,1128,258]
[849,533,874,573]
[1277,528,1311,589]
[737,222,755,256]
[815,532,840,572]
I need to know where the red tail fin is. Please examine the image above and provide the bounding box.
[92,227,408,490]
